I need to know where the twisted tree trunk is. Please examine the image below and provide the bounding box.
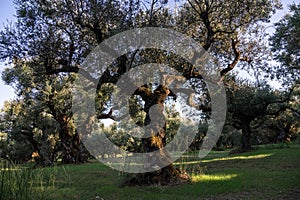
[126,85,190,185]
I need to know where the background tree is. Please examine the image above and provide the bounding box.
[267,2,300,147]
[225,76,299,152]
[226,81,276,151]
[0,0,140,165]
[0,100,36,164]
[269,3,300,84]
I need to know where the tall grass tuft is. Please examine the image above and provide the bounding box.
[0,160,56,200]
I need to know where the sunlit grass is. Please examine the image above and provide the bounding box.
[202,153,273,163]
[174,153,273,165]
[192,174,238,182]
[1,145,298,199]
[45,146,300,199]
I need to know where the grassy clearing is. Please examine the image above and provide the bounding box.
[2,144,300,199]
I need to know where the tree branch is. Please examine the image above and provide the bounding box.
[220,38,241,78]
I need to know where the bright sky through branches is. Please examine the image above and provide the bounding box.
[0,0,16,108]
[0,0,296,108]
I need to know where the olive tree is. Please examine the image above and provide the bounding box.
[0,0,282,184]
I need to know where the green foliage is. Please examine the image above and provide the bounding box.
[177,0,281,75]
[227,83,277,121]
[269,3,300,83]
[222,76,300,151]
[0,99,62,164]
[224,77,297,151]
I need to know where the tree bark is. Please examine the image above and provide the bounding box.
[240,118,252,152]
[127,85,190,185]
[59,116,88,164]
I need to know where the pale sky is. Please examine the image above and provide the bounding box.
[0,0,16,108]
[0,0,297,108]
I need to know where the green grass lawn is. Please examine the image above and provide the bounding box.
[3,144,300,200]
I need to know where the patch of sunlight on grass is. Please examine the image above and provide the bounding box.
[174,153,273,165]
[201,153,273,163]
[174,160,201,165]
[192,174,238,182]
[0,167,23,171]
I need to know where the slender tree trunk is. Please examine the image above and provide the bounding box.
[240,118,252,152]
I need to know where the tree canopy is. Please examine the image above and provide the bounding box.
[269,3,300,84]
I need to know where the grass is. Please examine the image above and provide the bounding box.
[2,144,300,199]
[0,161,57,200]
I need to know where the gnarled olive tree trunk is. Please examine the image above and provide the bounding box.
[58,116,89,164]
[126,85,190,185]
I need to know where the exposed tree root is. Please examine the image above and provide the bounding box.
[121,165,190,187]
